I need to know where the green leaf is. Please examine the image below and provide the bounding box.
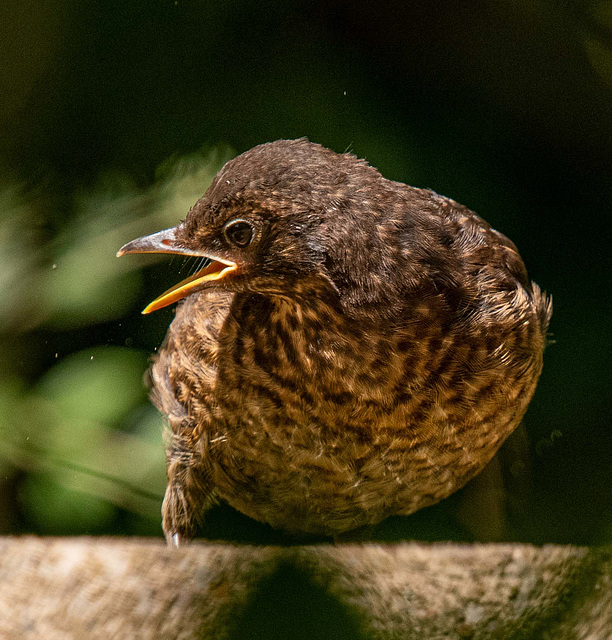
[36,347,149,426]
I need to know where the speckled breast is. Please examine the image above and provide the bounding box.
[205,292,543,536]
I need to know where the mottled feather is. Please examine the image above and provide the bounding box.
[130,139,551,541]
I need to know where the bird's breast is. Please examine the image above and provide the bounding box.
[196,291,542,535]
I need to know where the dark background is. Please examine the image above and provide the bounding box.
[0,0,610,548]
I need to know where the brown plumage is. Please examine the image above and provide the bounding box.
[118,138,551,544]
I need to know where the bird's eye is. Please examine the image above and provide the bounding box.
[224,220,254,247]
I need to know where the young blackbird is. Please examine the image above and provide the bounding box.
[118,139,551,544]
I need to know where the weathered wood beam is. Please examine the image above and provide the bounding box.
[0,537,609,639]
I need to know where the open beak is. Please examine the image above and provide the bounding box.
[117,227,237,314]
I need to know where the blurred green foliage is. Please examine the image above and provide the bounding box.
[0,0,610,543]
[0,147,231,535]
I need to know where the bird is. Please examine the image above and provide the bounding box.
[117,138,551,545]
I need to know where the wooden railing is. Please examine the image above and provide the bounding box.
[0,538,609,639]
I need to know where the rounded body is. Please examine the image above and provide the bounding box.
[136,141,551,541]
[153,215,549,537]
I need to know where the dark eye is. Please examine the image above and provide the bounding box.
[224,220,254,247]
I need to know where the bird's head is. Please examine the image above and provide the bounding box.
[118,138,390,313]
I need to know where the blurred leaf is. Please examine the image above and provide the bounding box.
[41,147,229,328]
[0,186,47,331]
[592,1,612,29]
[0,376,27,428]
[35,346,148,426]
[154,145,234,215]
[1,390,166,520]
[0,147,229,331]
[42,264,143,327]
[0,346,168,522]
[584,37,612,88]
[20,473,116,535]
